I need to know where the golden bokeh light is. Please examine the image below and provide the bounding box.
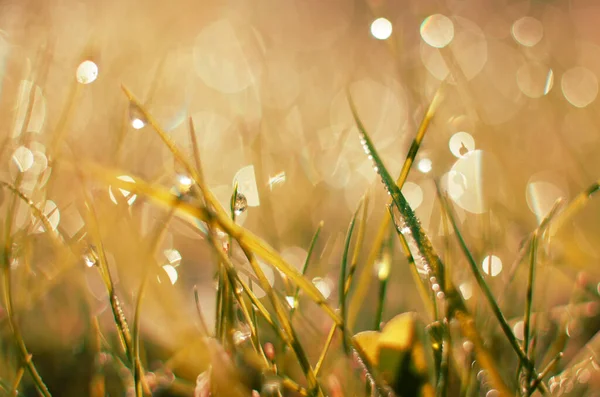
[370,17,393,40]
[511,16,544,47]
[562,66,598,108]
[481,255,503,277]
[0,1,598,394]
[420,14,454,48]
[75,60,98,84]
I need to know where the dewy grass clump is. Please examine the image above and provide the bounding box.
[0,1,599,397]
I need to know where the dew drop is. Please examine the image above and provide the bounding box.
[234,192,248,215]
[233,327,252,345]
[129,103,147,129]
[12,146,34,172]
[176,174,193,195]
[109,175,137,206]
[285,296,296,309]
[76,60,98,84]
[83,246,99,268]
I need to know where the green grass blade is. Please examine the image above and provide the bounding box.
[437,191,548,395]
[345,194,369,296]
[240,248,324,397]
[290,221,323,319]
[349,93,515,396]
[348,90,444,296]
[339,199,361,352]
[348,84,442,327]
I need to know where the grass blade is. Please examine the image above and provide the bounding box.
[119,87,341,325]
[348,84,442,327]
[345,194,369,296]
[132,207,176,397]
[349,92,515,396]
[339,199,361,353]
[437,190,548,395]
[290,221,323,319]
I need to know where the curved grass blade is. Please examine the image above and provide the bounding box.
[374,232,392,331]
[549,179,600,236]
[527,353,562,396]
[437,191,548,395]
[348,85,442,327]
[339,199,361,353]
[75,168,133,366]
[240,247,324,397]
[119,87,340,325]
[348,90,445,291]
[520,198,563,391]
[1,183,53,397]
[290,220,323,320]
[349,93,515,396]
[345,194,369,296]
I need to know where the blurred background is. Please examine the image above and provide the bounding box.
[0,0,598,395]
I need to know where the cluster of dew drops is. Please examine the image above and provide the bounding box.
[359,130,446,303]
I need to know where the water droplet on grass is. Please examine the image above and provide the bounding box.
[76,60,98,84]
[234,192,248,215]
[129,103,147,129]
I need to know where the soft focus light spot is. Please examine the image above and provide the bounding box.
[268,171,286,190]
[421,17,486,82]
[76,60,98,84]
[32,200,60,233]
[449,131,475,158]
[164,249,182,266]
[29,151,48,178]
[377,258,391,281]
[444,150,502,214]
[402,182,423,210]
[420,14,454,48]
[566,320,581,337]
[162,265,178,285]
[459,282,472,300]
[517,63,554,98]
[370,17,393,40]
[285,296,296,309]
[131,118,145,130]
[312,277,333,299]
[526,180,564,223]
[513,320,525,340]
[233,165,260,207]
[418,158,432,173]
[109,175,137,206]
[511,17,544,47]
[12,146,34,172]
[485,390,499,397]
[442,170,467,202]
[482,255,503,277]
[561,67,598,108]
